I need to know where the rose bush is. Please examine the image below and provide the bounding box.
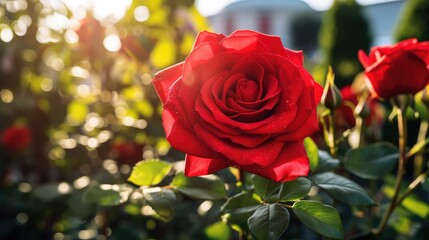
[1,125,32,152]
[152,30,322,182]
[359,38,429,99]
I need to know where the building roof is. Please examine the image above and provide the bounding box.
[222,0,312,13]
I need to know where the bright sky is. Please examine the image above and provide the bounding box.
[195,0,399,16]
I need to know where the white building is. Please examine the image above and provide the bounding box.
[207,0,405,53]
[208,0,314,48]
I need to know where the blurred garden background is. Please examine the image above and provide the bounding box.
[1,0,428,239]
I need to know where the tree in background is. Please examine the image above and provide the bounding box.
[291,12,321,56]
[316,0,371,88]
[395,0,429,41]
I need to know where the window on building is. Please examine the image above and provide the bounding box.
[259,14,271,34]
[225,16,234,34]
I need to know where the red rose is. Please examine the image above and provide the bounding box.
[75,17,105,60]
[111,141,144,165]
[336,86,358,127]
[153,30,322,182]
[359,39,429,99]
[1,125,32,151]
[335,86,383,128]
[120,35,156,61]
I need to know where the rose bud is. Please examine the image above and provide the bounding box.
[152,30,323,182]
[1,125,32,152]
[359,38,429,100]
[321,67,343,110]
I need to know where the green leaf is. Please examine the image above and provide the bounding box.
[205,221,231,240]
[143,188,176,222]
[278,177,312,201]
[128,159,172,187]
[83,185,123,206]
[292,200,343,239]
[304,137,319,171]
[252,175,282,202]
[312,150,340,173]
[312,172,375,206]
[221,191,261,229]
[248,204,290,240]
[171,173,227,200]
[345,142,398,179]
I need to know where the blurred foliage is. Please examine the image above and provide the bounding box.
[0,0,214,239]
[395,0,429,41]
[290,12,320,56]
[316,0,371,88]
[1,0,429,240]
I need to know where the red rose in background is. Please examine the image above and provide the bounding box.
[75,16,105,61]
[335,86,384,128]
[359,38,429,99]
[153,30,323,182]
[120,35,156,61]
[336,86,358,127]
[111,142,144,165]
[1,125,32,152]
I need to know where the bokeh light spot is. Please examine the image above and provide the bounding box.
[58,182,71,194]
[65,30,79,44]
[13,20,27,36]
[41,78,53,92]
[0,27,14,42]
[103,34,121,52]
[0,89,14,103]
[16,213,28,225]
[18,183,32,193]
[134,6,150,22]
[73,176,90,189]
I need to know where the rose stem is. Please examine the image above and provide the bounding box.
[393,173,427,209]
[328,111,337,155]
[413,120,428,178]
[354,116,364,148]
[373,108,407,235]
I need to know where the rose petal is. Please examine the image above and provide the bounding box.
[299,65,323,104]
[274,66,321,141]
[241,141,309,182]
[200,121,271,147]
[182,42,226,86]
[184,154,229,177]
[366,51,428,98]
[163,79,218,158]
[196,92,281,132]
[194,123,284,167]
[152,62,184,103]
[284,48,304,66]
[179,42,227,124]
[221,36,271,53]
[358,50,371,68]
[163,106,217,158]
[193,31,225,49]
[230,30,287,57]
